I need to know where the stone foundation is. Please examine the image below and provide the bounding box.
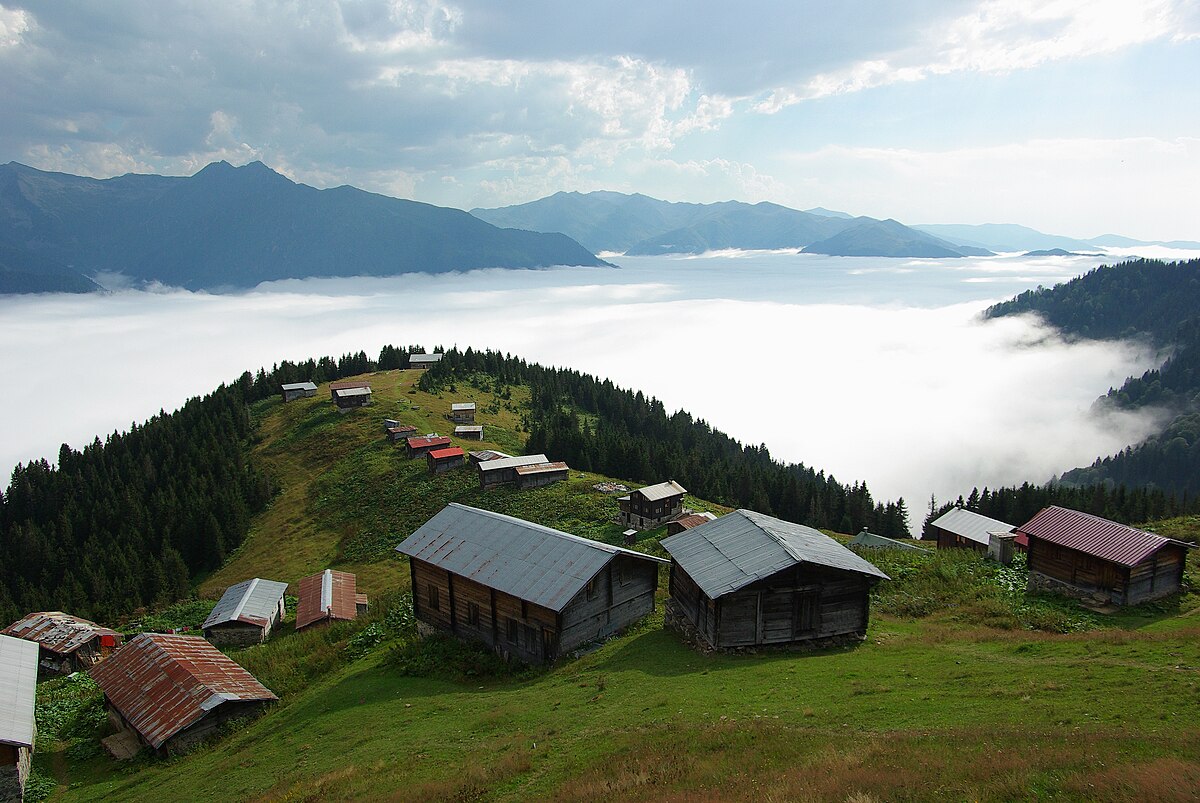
[0,747,30,803]
[1026,571,1115,605]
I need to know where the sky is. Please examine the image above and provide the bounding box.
[2,1,1199,240]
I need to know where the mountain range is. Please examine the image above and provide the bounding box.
[0,161,607,293]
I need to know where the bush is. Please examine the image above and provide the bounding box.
[388,633,537,682]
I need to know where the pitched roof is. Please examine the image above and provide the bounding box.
[661,509,889,599]
[333,386,372,397]
[0,634,38,749]
[429,446,465,460]
[515,461,569,475]
[633,480,687,502]
[477,453,549,472]
[409,353,443,363]
[407,436,451,449]
[328,380,371,391]
[672,513,716,530]
[451,402,475,411]
[296,570,358,629]
[202,578,288,630]
[280,382,317,392]
[929,507,1015,546]
[850,530,930,552]
[89,633,276,749]
[2,611,121,655]
[396,504,666,612]
[1017,506,1183,567]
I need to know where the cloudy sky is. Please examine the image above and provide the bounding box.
[2,1,1198,239]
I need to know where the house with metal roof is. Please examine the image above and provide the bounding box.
[449,402,476,423]
[202,578,289,647]
[514,461,570,489]
[850,529,931,553]
[2,611,123,675]
[469,449,510,465]
[295,569,363,631]
[661,510,889,650]
[387,424,418,443]
[90,633,277,757]
[477,453,550,488]
[280,381,318,402]
[618,480,687,530]
[0,634,37,802]
[927,507,1016,553]
[396,504,667,664]
[427,446,467,474]
[454,424,484,440]
[409,352,443,369]
[407,435,452,458]
[666,512,717,536]
[332,385,372,410]
[1018,506,1191,606]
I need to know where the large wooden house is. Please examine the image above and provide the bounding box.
[396,504,666,664]
[927,507,1016,553]
[618,480,687,529]
[0,635,37,802]
[2,611,123,675]
[661,510,889,650]
[201,578,288,647]
[1019,506,1190,606]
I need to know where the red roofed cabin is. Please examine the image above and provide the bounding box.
[428,446,466,474]
[407,435,452,458]
[618,480,687,530]
[2,611,123,675]
[1020,506,1190,606]
[296,569,363,630]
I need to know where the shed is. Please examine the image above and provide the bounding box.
[478,453,550,488]
[89,633,276,756]
[387,425,418,443]
[449,402,476,423]
[1019,506,1190,606]
[407,435,452,458]
[665,512,717,536]
[328,379,371,399]
[409,353,443,369]
[850,529,930,552]
[514,461,570,489]
[927,508,1016,553]
[201,578,289,647]
[332,385,372,410]
[0,634,37,802]
[661,509,888,650]
[618,480,687,529]
[280,381,317,402]
[397,504,666,664]
[454,425,484,440]
[2,611,123,675]
[469,449,511,465]
[428,446,467,474]
[296,569,362,630]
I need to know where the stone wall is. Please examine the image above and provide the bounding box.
[0,746,30,803]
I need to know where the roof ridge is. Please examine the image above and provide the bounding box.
[1042,505,1161,539]
[442,503,658,560]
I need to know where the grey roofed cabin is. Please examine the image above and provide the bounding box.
[0,634,37,803]
[661,510,888,650]
[618,480,687,530]
[409,352,443,368]
[202,578,289,647]
[280,381,318,402]
[477,453,549,488]
[449,402,476,423]
[850,529,930,552]
[928,507,1015,552]
[396,503,666,664]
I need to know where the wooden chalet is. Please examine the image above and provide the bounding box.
[477,453,549,488]
[1019,506,1190,606]
[407,435,452,458]
[454,424,484,440]
[661,510,889,650]
[387,425,418,443]
[427,446,467,474]
[201,578,288,647]
[849,529,930,552]
[618,480,687,530]
[397,504,666,664]
[328,379,371,400]
[280,381,317,402]
[2,611,123,675]
[296,569,363,630]
[332,385,372,410]
[90,633,277,757]
[514,461,570,489]
[927,508,1016,554]
[409,352,443,369]
[0,635,37,802]
[449,402,476,423]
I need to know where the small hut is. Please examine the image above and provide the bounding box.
[407,435,452,458]
[409,353,443,369]
[927,508,1016,553]
[280,381,317,402]
[296,569,364,631]
[332,385,372,410]
[449,402,476,423]
[387,425,418,443]
[477,454,549,488]
[469,449,511,465]
[427,446,467,474]
[0,634,37,802]
[454,425,484,440]
[850,529,930,553]
[665,512,717,536]
[202,578,289,647]
[328,379,371,400]
[2,611,123,675]
[514,461,570,489]
[618,480,687,529]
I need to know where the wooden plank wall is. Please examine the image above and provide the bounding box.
[559,555,658,652]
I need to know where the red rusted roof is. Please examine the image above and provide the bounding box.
[2,611,122,656]
[89,633,275,749]
[673,514,712,530]
[328,380,371,390]
[428,446,465,460]
[1017,506,1172,566]
[407,436,451,449]
[295,569,359,630]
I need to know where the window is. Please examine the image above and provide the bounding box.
[427,584,440,611]
[506,617,519,643]
[467,602,480,627]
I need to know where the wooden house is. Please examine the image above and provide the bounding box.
[477,453,549,488]
[514,461,570,489]
[927,507,1015,553]
[454,425,484,440]
[427,446,467,474]
[661,510,889,650]
[387,425,418,443]
[407,435,452,458]
[383,418,400,430]
[1019,506,1190,606]
[397,504,666,664]
[849,529,930,553]
[449,402,476,423]
[469,449,510,465]
[332,385,372,410]
[618,480,687,529]
[280,381,317,402]
[201,578,288,647]
[409,353,443,369]
[89,633,277,757]
[328,379,371,400]
[2,611,123,675]
[0,635,37,802]
[665,512,717,536]
[296,569,363,631]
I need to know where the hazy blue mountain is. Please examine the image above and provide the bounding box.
[914,223,1095,252]
[0,161,607,293]
[805,219,991,258]
[803,207,853,219]
[1088,233,1200,249]
[623,202,849,255]
[1022,248,1098,257]
[0,241,100,294]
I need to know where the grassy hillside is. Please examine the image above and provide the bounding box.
[27,369,1200,802]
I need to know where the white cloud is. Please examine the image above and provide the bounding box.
[0,3,30,47]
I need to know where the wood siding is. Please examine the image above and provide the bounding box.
[1028,536,1187,605]
[932,525,987,553]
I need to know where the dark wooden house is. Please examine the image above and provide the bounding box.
[477,453,549,488]
[332,385,372,410]
[661,510,889,650]
[927,507,1016,553]
[89,633,276,757]
[1019,506,1190,605]
[396,503,666,664]
[295,569,363,631]
[0,634,37,802]
[201,578,288,647]
[387,425,418,443]
[618,480,687,529]
[514,461,570,489]
[280,381,317,402]
[449,402,476,423]
[3,611,123,675]
[427,446,467,474]
[328,379,371,400]
[454,425,484,440]
[406,435,452,458]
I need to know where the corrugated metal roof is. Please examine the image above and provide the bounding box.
[328,380,371,391]
[429,447,465,460]
[451,402,475,411]
[295,570,358,630]
[408,436,452,449]
[661,509,889,599]
[89,633,276,749]
[674,513,715,530]
[410,353,443,363]
[929,507,1015,546]
[333,386,372,398]
[0,634,38,748]
[477,453,549,473]
[202,578,288,630]
[469,450,510,461]
[515,461,569,475]
[850,530,930,552]
[454,425,483,434]
[280,382,317,392]
[396,504,666,612]
[1017,506,1179,567]
[2,611,122,655]
[633,480,687,502]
